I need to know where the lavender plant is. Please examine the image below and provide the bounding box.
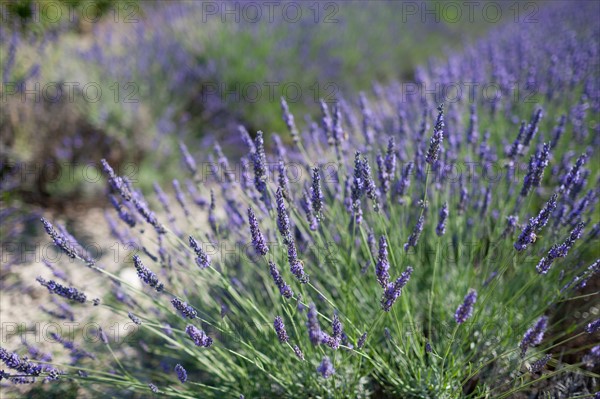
[2,2,600,398]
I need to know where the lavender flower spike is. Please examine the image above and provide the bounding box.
[274,316,289,343]
[454,289,477,324]
[585,319,600,334]
[268,261,293,299]
[178,141,197,175]
[174,364,187,383]
[375,236,390,288]
[425,104,445,165]
[317,356,335,378]
[248,207,269,256]
[36,277,87,303]
[520,316,548,356]
[185,325,212,347]
[275,187,291,243]
[307,303,322,345]
[436,202,449,236]
[189,236,211,269]
[311,167,323,221]
[133,255,164,292]
[171,298,197,319]
[41,218,94,265]
[381,266,414,312]
[404,215,425,252]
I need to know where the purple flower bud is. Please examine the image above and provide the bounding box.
[269,261,293,299]
[520,316,548,356]
[274,316,289,343]
[189,236,211,269]
[560,153,587,195]
[133,255,164,292]
[280,97,299,144]
[307,303,322,345]
[293,345,304,360]
[436,202,449,236]
[375,236,390,288]
[248,207,268,256]
[528,354,551,373]
[425,104,444,165]
[287,239,308,283]
[36,277,87,303]
[316,356,335,379]
[174,364,187,383]
[311,167,323,221]
[275,188,291,242]
[586,319,600,334]
[148,383,159,393]
[381,266,413,312]
[185,325,212,347]
[404,216,424,252]
[128,312,142,325]
[454,289,477,324]
[357,332,367,349]
[171,298,197,319]
[100,159,131,201]
[178,141,197,175]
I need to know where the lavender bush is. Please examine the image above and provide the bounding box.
[2,1,600,398]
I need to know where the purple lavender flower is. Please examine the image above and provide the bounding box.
[506,122,526,159]
[148,383,159,393]
[357,332,367,349]
[185,325,212,347]
[384,137,396,182]
[375,236,390,288]
[252,131,271,208]
[277,160,291,201]
[320,100,333,143]
[208,189,217,233]
[293,345,304,360]
[287,239,308,283]
[171,298,197,319]
[307,303,322,345]
[534,194,558,232]
[425,104,444,165]
[528,354,551,373]
[100,159,131,201]
[584,345,600,367]
[466,103,478,146]
[436,202,449,236]
[281,97,299,144]
[559,153,587,195]
[404,216,425,252]
[311,167,323,221]
[239,125,256,154]
[521,143,550,197]
[395,162,414,200]
[268,261,293,299]
[274,316,289,343]
[40,218,93,264]
[326,314,343,349]
[0,348,42,377]
[523,108,543,147]
[537,223,585,274]
[585,319,600,334]
[189,236,211,269]
[520,316,548,356]
[174,364,187,383]
[454,289,477,324]
[550,115,566,149]
[248,207,268,256]
[351,152,365,204]
[381,266,414,312]
[359,92,374,146]
[36,277,87,303]
[172,179,190,217]
[133,255,164,292]
[363,157,380,212]
[317,356,335,378]
[178,141,197,175]
[128,312,142,325]
[275,187,291,242]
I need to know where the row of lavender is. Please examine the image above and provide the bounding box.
[2,1,599,398]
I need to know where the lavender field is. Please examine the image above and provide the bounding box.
[1,1,599,398]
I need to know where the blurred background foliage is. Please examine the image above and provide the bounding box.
[1,0,525,208]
